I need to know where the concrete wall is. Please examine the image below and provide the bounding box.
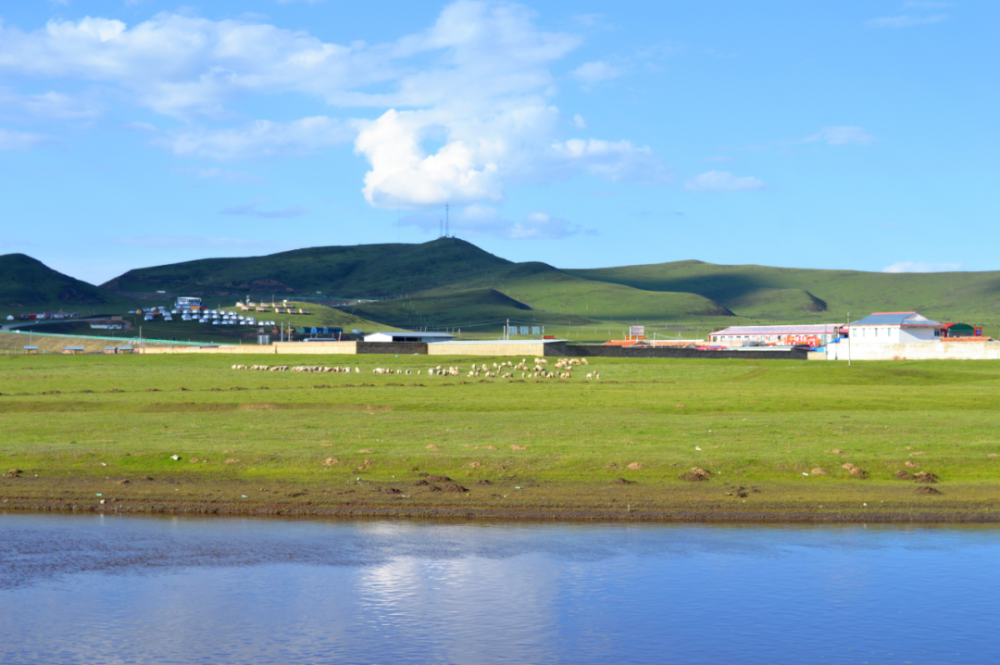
[138,345,276,355]
[551,343,810,360]
[427,341,550,356]
[356,342,428,355]
[274,341,356,355]
[824,341,1000,360]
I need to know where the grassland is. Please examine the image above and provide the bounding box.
[568,260,1000,323]
[2,353,999,522]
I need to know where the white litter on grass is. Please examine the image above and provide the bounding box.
[695,446,702,451]
[803,472,809,476]
[170,455,180,461]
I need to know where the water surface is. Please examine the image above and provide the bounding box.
[1,514,996,664]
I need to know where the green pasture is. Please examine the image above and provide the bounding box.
[2,354,999,502]
[568,260,1000,323]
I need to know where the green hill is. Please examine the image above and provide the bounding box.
[0,253,132,313]
[344,288,597,330]
[275,301,400,333]
[568,261,1000,322]
[94,239,1000,331]
[429,262,732,320]
[102,238,512,299]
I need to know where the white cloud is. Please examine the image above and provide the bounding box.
[804,126,876,146]
[0,89,103,120]
[570,60,624,87]
[221,201,308,218]
[573,114,586,129]
[0,2,665,207]
[398,204,590,240]
[510,211,588,239]
[684,170,764,193]
[0,14,366,117]
[865,15,947,28]
[0,129,52,149]
[548,138,668,183]
[883,261,963,273]
[161,117,353,161]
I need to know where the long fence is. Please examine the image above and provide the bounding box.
[0,330,236,348]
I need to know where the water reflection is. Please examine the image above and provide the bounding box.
[0,515,996,664]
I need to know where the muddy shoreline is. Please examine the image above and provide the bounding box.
[4,498,999,524]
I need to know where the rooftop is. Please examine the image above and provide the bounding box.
[849,312,941,327]
[712,324,841,335]
[369,331,455,338]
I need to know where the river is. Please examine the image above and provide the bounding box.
[1,514,996,664]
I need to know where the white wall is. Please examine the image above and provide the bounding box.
[849,326,939,344]
[900,327,938,343]
[823,341,1000,360]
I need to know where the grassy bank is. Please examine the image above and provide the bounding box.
[2,354,999,522]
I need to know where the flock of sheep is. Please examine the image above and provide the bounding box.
[232,364,356,372]
[230,358,601,380]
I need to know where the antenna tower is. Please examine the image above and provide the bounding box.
[445,203,450,237]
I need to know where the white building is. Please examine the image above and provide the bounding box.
[847,311,941,343]
[709,324,841,347]
[364,331,456,343]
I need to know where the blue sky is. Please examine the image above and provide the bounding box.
[0,0,996,284]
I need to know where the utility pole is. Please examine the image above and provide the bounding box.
[847,311,852,366]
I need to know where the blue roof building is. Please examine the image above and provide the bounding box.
[847,312,941,344]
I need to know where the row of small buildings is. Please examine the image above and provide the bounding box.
[709,312,982,348]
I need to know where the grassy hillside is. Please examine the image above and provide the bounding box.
[568,261,1000,322]
[344,288,597,331]
[86,239,1000,330]
[102,238,512,299]
[0,254,133,314]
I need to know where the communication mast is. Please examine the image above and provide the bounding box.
[445,203,450,237]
